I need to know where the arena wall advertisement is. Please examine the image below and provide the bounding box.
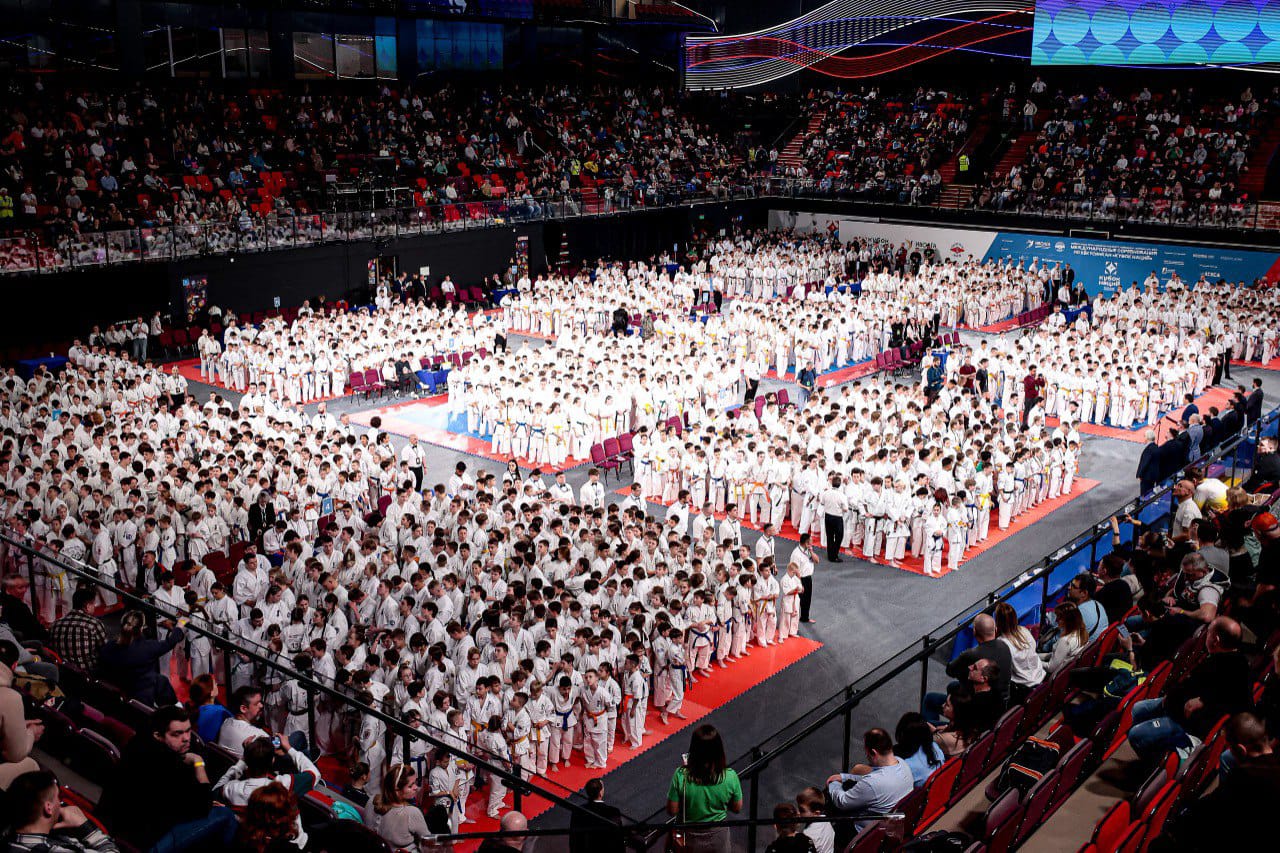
[769,211,1280,295]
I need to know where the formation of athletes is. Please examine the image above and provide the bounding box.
[6,228,1270,826]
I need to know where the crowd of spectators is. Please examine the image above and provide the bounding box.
[805,457,1280,850]
[976,83,1280,224]
[782,87,969,205]
[0,77,757,250]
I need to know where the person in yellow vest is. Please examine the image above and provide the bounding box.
[0,188,13,219]
[957,155,970,174]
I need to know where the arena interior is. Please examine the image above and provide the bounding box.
[1,1,1279,852]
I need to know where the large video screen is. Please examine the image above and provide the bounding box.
[1032,0,1280,66]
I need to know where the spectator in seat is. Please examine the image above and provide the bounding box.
[214,736,319,849]
[893,712,944,788]
[233,782,300,853]
[994,602,1045,704]
[0,575,49,645]
[100,704,238,851]
[825,728,913,847]
[372,764,432,853]
[794,787,834,853]
[50,587,108,672]
[188,674,233,745]
[1041,601,1090,675]
[0,653,42,790]
[765,803,817,853]
[1127,617,1252,763]
[1152,712,1280,852]
[941,614,1012,703]
[1065,573,1109,640]
[218,685,282,758]
[5,769,118,853]
[95,609,184,706]
[1093,552,1138,625]
[1242,436,1280,492]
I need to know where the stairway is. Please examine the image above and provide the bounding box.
[936,184,974,209]
[578,181,604,214]
[777,110,827,171]
[1255,200,1280,230]
[991,128,1039,181]
[1239,115,1280,200]
[938,117,991,184]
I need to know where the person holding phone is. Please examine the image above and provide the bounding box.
[666,725,742,853]
[213,735,320,848]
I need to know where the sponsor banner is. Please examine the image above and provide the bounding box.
[768,210,1280,296]
[984,232,1280,296]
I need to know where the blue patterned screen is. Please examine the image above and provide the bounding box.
[1031,0,1280,66]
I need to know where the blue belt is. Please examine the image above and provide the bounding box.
[555,709,573,730]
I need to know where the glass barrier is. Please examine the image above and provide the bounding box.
[0,237,40,273]
[1,178,1270,277]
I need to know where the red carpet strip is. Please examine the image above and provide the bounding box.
[616,477,1099,578]
[1046,385,1238,444]
[452,636,823,848]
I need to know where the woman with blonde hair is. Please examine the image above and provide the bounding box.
[994,602,1045,702]
[1041,601,1089,674]
[373,763,432,852]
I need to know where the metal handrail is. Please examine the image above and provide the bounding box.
[3,175,1270,276]
[0,528,619,827]
[637,403,1278,849]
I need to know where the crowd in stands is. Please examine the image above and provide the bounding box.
[802,459,1280,851]
[782,87,970,205]
[976,83,1280,224]
[0,77,757,249]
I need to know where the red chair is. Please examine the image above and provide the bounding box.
[348,372,368,397]
[603,437,623,466]
[917,756,962,830]
[362,368,385,399]
[1090,801,1131,851]
[949,731,994,805]
[377,495,393,515]
[776,388,791,408]
[590,444,622,481]
[616,433,635,474]
[982,787,1024,850]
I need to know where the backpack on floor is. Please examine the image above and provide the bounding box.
[993,736,1061,796]
[898,830,973,852]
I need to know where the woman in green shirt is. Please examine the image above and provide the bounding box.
[666,725,743,853]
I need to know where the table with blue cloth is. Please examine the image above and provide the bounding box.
[17,356,69,379]
[492,288,519,305]
[1063,304,1093,325]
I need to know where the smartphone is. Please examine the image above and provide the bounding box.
[681,752,689,766]
[271,736,282,749]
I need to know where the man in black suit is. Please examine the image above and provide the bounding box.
[1246,378,1265,424]
[569,778,623,853]
[1243,437,1280,492]
[248,492,276,546]
[1136,429,1161,496]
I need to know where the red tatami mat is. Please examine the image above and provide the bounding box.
[169,357,346,403]
[765,358,881,388]
[348,396,593,472]
[618,477,1099,578]
[1046,385,1237,444]
[1232,357,1280,371]
[452,637,823,848]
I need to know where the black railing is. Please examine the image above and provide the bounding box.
[629,404,1280,852]
[4,406,1276,850]
[6,174,1273,276]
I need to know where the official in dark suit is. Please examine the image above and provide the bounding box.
[1247,378,1265,424]
[1243,438,1280,492]
[248,492,276,546]
[1136,430,1161,495]
[569,778,624,853]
